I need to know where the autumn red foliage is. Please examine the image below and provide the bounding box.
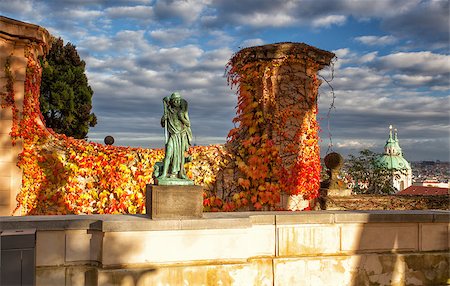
[2,43,328,215]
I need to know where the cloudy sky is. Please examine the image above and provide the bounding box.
[2,0,449,161]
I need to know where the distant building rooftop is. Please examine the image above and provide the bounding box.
[396,185,449,196]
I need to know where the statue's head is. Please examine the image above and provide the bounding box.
[170,92,181,107]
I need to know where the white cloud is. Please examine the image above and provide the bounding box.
[374,52,450,75]
[336,140,376,149]
[358,51,378,63]
[380,0,449,48]
[0,0,34,15]
[340,0,421,18]
[312,15,346,28]
[206,31,234,47]
[392,74,434,86]
[241,12,296,27]
[333,48,351,58]
[2,0,448,160]
[207,0,447,49]
[328,49,450,91]
[140,45,204,68]
[150,28,193,44]
[114,30,151,52]
[200,14,217,26]
[355,35,398,46]
[240,38,264,48]
[331,66,391,91]
[70,9,103,20]
[431,86,450,92]
[154,0,208,23]
[80,36,114,52]
[198,48,234,70]
[106,5,153,19]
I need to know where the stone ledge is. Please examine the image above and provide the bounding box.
[333,210,434,223]
[275,211,334,224]
[274,210,450,225]
[0,215,102,231]
[431,210,450,222]
[101,217,253,232]
[0,214,256,232]
[230,42,335,67]
[203,211,276,225]
[0,16,50,52]
[1,210,448,232]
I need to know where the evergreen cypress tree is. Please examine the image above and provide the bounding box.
[40,37,97,138]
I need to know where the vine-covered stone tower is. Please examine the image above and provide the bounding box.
[227,42,335,209]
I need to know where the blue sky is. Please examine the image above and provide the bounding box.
[1,0,449,161]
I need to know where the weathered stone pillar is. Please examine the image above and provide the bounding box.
[227,43,334,210]
[0,16,49,215]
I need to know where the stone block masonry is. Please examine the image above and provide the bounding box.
[224,42,336,210]
[0,210,448,285]
[146,184,204,219]
[0,16,50,215]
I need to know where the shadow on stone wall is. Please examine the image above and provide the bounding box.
[349,214,449,285]
[90,218,158,286]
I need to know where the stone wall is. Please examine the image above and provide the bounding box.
[228,43,334,170]
[1,210,448,285]
[1,16,335,215]
[0,16,50,215]
[319,194,449,210]
[224,43,335,209]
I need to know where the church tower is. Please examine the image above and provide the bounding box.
[376,125,412,192]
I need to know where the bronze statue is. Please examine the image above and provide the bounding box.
[156,92,193,184]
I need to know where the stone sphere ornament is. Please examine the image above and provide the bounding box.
[104,135,115,145]
[324,152,344,170]
[323,152,345,190]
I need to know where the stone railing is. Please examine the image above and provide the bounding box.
[1,210,448,285]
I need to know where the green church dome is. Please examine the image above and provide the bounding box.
[376,125,411,171]
[376,154,411,170]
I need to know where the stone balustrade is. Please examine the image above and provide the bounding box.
[1,210,448,285]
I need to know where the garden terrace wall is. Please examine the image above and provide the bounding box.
[0,210,448,285]
[0,16,228,216]
[0,16,50,215]
[1,17,337,215]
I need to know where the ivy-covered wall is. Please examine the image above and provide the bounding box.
[225,43,335,210]
[1,17,334,215]
[0,16,50,215]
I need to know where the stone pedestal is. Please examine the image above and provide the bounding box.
[146,185,204,219]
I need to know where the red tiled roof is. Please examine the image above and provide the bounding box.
[397,186,449,196]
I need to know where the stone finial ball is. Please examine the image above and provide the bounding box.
[324,152,344,170]
[104,135,115,145]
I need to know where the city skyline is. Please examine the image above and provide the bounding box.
[1,0,449,161]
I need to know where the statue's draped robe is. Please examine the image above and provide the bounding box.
[165,104,192,175]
